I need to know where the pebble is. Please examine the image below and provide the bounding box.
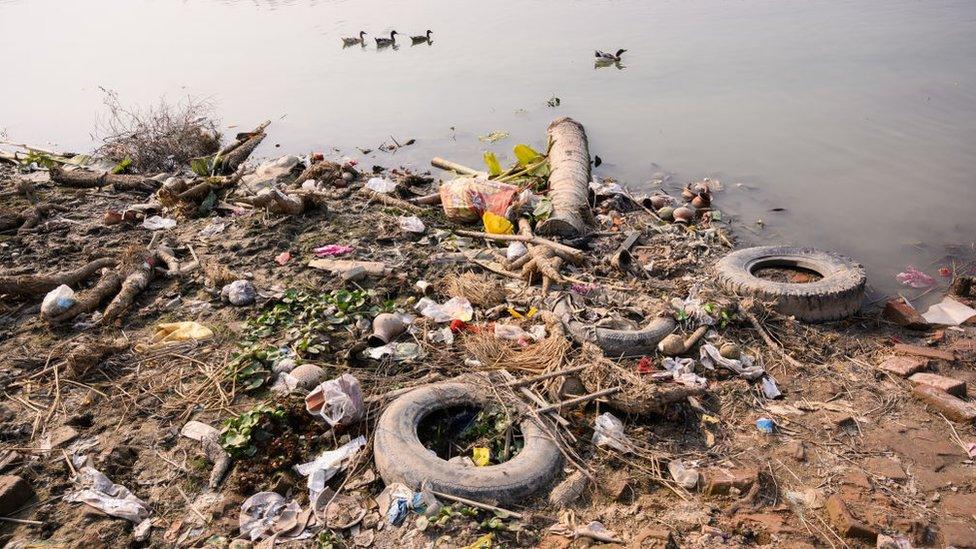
[221,280,256,306]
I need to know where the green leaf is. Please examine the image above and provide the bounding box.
[190,156,213,176]
[533,198,553,221]
[483,152,502,177]
[111,157,132,174]
[513,144,542,167]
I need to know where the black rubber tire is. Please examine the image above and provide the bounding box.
[714,246,866,322]
[373,382,563,504]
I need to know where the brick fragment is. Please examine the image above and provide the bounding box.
[909,372,967,397]
[878,356,928,377]
[702,468,756,496]
[912,385,976,422]
[825,495,878,542]
[893,343,955,362]
[0,475,34,516]
[882,298,929,330]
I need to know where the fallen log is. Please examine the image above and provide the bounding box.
[100,256,155,324]
[0,258,116,298]
[46,269,122,325]
[536,117,594,238]
[215,121,270,174]
[49,165,158,193]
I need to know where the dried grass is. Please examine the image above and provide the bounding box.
[442,271,506,307]
[462,322,571,373]
[95,88,221,173]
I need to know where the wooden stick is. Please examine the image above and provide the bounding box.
[682,326,709,353]
[427,490,524,519]
[430,157,480,177]
[535,386,622,414]
[741,305,804,370]
[503,365,588,388]
[454,229,584,265]
[609,230,640,271]
[359,188,424,212]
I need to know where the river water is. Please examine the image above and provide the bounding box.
[2,0,975,297]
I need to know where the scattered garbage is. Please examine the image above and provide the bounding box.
[667,459,700,489]
[416,296,474,323]
[592,412,632,452]
[365,341,422,361]
[148,321,213,347]
[365,177,397,194]
[305,374,364,427]
[221,279,256,306]
[700,343,765,380]
[660,357,708,387]
[40,284,76,318]
[439,178,518,222]
[368,312,409,346]
[896,265,935,288]
[398,215,426,233]
[756,417,775,433]
[921,296,976,326]
[142,215,177,230]
[238,492,298,541]
[294,435,367,500]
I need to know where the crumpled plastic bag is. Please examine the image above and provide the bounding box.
[670,284,715,325]
[896,265,935,288]
[66,463,150,523]
[305,374,364,427]
[294,436,367,500]
[482,211,514,234]
[700,343,765,380]
[592,412,633,452]
[365,342,422,361]
[439,177,518,222]
[661,357,708,388]
[416,297,473,323]
[376,483,413,526]
[149,321,214,347]
[398,215,426,234]
[142,215,177,230]
[238,491,307,541]
[365,177,397,194]
[41,284,76,318]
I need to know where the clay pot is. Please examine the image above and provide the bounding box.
[657,334,685,356]
[289,364,325,391]
[681,185,695,201]
[691,191,711,209]
[657,206,675,222]
[673,206,695,224]
[648,194,673,210]
[368,313,407,347]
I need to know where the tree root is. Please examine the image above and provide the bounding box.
[64,337,129,379]
[49,165,159,193]
[0,257,117,298]
[100,255,155,325]
[45,269,122,324]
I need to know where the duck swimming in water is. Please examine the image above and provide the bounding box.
[342,31,367,47]
[410,30,433,44]
[375,31,399,47]
[595,49,626,61]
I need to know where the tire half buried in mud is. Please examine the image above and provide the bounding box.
[714,246,866,322]
[373,382,562,504]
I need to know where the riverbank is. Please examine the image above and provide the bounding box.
[1,119,975,548]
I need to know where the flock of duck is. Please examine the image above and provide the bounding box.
[342,30,627,66]
[342,30,432,48]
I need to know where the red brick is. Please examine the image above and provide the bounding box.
[909,372,967,397]
[0,475,34,516]
[882,298,929,330]
[878,356,928,377]
[893,343,955,362]
[912,385,976,422]
[825,495,878,542]
[702,468,756,496]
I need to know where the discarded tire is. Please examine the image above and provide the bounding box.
[714,246,866,322]
[551,293,676,357]
[373,382,562,504]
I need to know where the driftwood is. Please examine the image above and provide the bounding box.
[0,258,116,298]
[454,229,584,265]
[241,188,308,215]
[49,165,158,193]
[101,256,155,324]
[430,157,480,177]
[536,117,594,237]
[214,121,270,174]
[46,269,122,325]
[359,188,424,213]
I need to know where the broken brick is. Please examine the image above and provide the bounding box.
[702,468,757,496]
[893,343,955,362]
[825,494,879,542]
[878,356,928,377]
[909,372,967,397]
[912,384,976,422]
[882,298,929,330]
[0,475,34,516]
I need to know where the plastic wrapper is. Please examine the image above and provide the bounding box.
[305,374,364,427]
[438,177,518,222]
[41,284,76,317]
[66,462,150,523]
[365,177,397,194]
[592,412,632,452]
[398,215,426,233]
[294,435,367,500]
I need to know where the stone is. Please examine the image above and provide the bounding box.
[840,469,872,490]
[221,280,256,306]
[909,372,967,397]
[893,343,955,362]
[911,385,976,422]
[882,298,929,329]
[45,425,78,449]
[0,475,34,516]
[342,265,367,283]
[825,495,878,542]
[862,457,907,481]
[702,468,757,496]
[878,356,928,377]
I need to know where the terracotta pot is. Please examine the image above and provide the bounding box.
[368,313,407,346]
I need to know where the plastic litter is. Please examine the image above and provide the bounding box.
[364,341,422,361]
[756,417,775,433]
[305,374,364,427]
[198,221,226,238]
[377,483,413,526]
[66,458,150,523]
[761,376,783,399]
[240,155,301,192]
[398,215,426,234]
[896,266,935,288]
[142,215,177,230]
[365,177,397,194]
[670,285,715,325]
[439,177,519,222]
[700,343,765,380]
[416,296,474,323]
[921,296,976,326]
[41,284,76,318]
[238,492,290,540]
[592,412,632,452]
[667,459,700,489]
[482,211,514,234]
[427,326,455,345]
[506,241,528,261]
[148,321,214,347]
[661,357,708,388]
[221,279,256,306]
[313,244,354,257]
[294,435,367,500]
[472,447,490,466]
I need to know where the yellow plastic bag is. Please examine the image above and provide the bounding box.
[465,533,493,549]
[482,212,514,234]
[149,321,214,347]
[472,447,490,467]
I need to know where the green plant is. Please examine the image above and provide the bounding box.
[219,404,285,458]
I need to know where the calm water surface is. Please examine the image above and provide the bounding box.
[2,0,975,297]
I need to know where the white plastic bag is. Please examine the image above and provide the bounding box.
[365,177,397,194]
[592,412,632,452]
[305,374,364,427]
[41,284,76,318]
